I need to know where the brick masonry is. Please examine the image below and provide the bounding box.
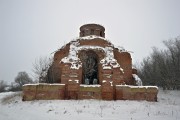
[23,24,158,101]
[115,85,158,101]
[23,84,158,101]
[22,84,65,101]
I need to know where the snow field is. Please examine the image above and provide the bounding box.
[0,89,180,120]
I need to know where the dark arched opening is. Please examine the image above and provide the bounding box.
[79,50,99,85]
[100,31,103,37]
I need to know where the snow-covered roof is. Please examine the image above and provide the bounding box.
[77,35,107,41]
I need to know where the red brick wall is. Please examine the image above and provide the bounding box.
[22,85,37,101]
[23,84,158,102]
[114,50,133,85]
[78,85,101,99]
[54,44,70,63]
[22,84,65,101]
[101,86,114,100]
[79,24,105,37]
[115,85,158,101]
[50,38,135,86]
[79,39,111,48]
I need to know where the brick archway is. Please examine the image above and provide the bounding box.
[79,50,99,84]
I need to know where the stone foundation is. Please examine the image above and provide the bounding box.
[23,84,158,101]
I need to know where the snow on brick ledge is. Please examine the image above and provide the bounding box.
[116,85,158,89]
[80,84,101,87]
[23,83,65,86]
[77,35,107,41]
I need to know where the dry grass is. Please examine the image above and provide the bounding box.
[1,92,22,105]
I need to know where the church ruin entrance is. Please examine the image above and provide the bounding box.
[79,50,98,85]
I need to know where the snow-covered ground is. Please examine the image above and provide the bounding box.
[0,89,179,120]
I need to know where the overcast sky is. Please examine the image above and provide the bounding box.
[0,0,180,83]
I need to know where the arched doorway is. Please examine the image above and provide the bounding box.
[79,50,99,85]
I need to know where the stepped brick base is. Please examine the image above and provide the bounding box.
[22,84,158,101]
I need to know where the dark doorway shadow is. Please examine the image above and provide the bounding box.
[79,50,98,85]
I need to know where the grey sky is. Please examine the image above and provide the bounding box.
[0,0,180,83]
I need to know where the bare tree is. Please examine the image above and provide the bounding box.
[138,36,180,90]
[32,56,53,83]
[0,80,7,92]
[13,71,33,91]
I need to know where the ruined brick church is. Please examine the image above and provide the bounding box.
[48,24,139,85]
[23,24,158,101]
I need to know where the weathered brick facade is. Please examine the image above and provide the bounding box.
[23,24,158,101]
[49,24,133,86]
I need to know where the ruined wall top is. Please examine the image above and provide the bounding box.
[79,24,105,38]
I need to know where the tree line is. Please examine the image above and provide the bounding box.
[0,71,33,92]
[137,36,180,90]
[0,56,52,92]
